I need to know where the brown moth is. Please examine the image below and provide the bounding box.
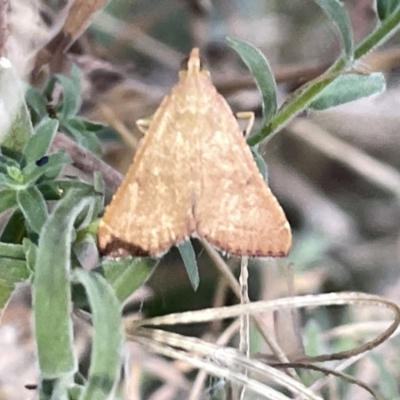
[98,48,291,258]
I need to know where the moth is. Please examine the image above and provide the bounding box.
[98,48,291,258]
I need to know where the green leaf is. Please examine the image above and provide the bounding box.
[33,190,93,378]
[38,180,96,201]
[0,242,25,259]
[0,173,19,189]
[0,190,17,213]
[68,385,84,400]
[17,186,48,234]
[0,209,26,243]
[62,118,101,155]
[1,102,33,152]
[101,257,158,303]
[25,86,48,122]
[0,60,34,152]
[0,153,20,171]
[80,117,105,132]
[23,238,37,272]
[22,151,71,185]
[313,0,353,60]
[75,270,122,400]
[250,147,268,181]
[0,258,29,283]
[92,172,105,218]
[376,0,400,21]
[42,74,57,100]
[56,64,82,119]
[7,165,23,183]
[227,37,277,125]
[73,199,97,232]
[0,146,23,164]
[23,117,59,164]
[309,72,386,110]
[177,241,199,291]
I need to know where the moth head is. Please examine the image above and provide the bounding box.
[179,47,210,77]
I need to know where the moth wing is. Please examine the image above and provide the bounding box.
[98,96,195,257]
[194,93,291,257]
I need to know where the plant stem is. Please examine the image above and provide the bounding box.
[247,75,336,146]
[354,7,400,61]
[248,7,400,147]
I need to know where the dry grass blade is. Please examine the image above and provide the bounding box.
[133,329,322,400]
[190,319,241,400]
[200,239,294,371]
[132,292,400,363]
[304,332,399,398]
[59,0,110,43]
[272,362,382,400]
[34,0,110,73]
[124,342,191,399]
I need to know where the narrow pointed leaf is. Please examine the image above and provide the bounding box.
[33,190,93,378]
[17,186,48,234]
[56,64,82,119]
[309,72,386,110]
[177,241,199,291]
[227,37,277,125]
[39,180,95,201]
[25,86,48,121]
[0,190,17,213]
[92,172,105,218]
[313,0,353,60]
[22,151,71,185]
[63,119,101,155]
[75,270,122,400]
[101,257,158,303]
[251,147,268,181]
[23,117,59,163]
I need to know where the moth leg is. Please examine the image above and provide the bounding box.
[136,116,153,134]
[236,111,255,138]
[100,103,138,149]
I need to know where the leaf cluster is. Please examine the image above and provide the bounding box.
[0,67,158,399]
[27,65,104,155]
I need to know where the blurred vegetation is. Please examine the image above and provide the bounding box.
[1,0,400,399]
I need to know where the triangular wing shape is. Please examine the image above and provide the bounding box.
[193,86,291,257]
[98,94,197,257]
[98,47,291,258]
